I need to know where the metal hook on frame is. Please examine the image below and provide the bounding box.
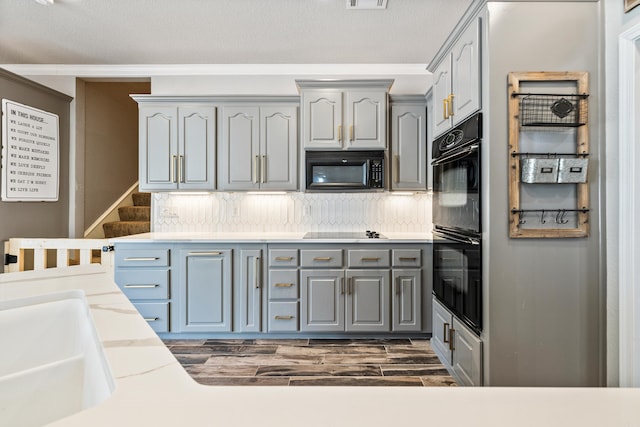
[556,209,569,224]
[540,210,547,224]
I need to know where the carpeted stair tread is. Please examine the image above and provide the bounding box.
[118,205,151,221]
[103,221,150,238]
[132,192,151,207]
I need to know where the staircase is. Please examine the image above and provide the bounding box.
[102,192,151,238]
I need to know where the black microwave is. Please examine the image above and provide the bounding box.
[305,150,385,191]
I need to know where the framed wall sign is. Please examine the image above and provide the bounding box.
[626,0,640,12]
[1,99,60,202]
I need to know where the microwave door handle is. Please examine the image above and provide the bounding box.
[431,143,479,166]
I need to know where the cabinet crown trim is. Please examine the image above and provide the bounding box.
[131,95,300,104]
[295,79,394,91]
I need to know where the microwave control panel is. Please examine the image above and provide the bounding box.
[370,159,384,188]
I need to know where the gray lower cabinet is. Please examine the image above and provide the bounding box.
[178,247,232,332]
[236,247,264,332]
[113,245,171,333]
[300,269,345,332]
[431,297,482,386]
[268,249,300,332]
[345,269,390,332]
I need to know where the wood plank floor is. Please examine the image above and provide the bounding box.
[164,338,457,387]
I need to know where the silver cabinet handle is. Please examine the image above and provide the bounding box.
[347,277,353,295]
[314,257,332,261]
[275,256,293,261]
[449,328,456,351]
[125,284,159,289]
[274,283,294,288]
[443,322,450,343]
[394,154,399,183]
[188,252,222,256]
[255,257,261,289]
[179,155,185,183]
[254,155,259,184]
[395,277,401,296]
[360,257,380,262]
[261,155,266,183]
[340,277,345,295]
[171,155,177,183]
[124,257,159,261]
[399,257,418,262]
[144,317,159,322]
[274,315,294,320]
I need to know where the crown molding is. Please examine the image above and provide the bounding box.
[0,64,429,77]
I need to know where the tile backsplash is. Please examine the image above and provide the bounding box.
[153,192,432,233]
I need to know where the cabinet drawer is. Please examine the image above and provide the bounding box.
[348,249,390,268]
[268,301,299,332]
[269,270,299,300]
[134,302,169,333]
[115,269,170,300]
[115,249,170,267]
[300,249,343,268]
[393,249,422,267]
[269,249,299,267]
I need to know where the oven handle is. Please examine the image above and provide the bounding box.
[431,143,479,166]
[434,230,480,245]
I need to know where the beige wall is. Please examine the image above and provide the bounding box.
[0,68,72,262]
[83,81,149,229]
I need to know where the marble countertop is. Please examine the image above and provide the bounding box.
[1,265,639,427]
[111,231,436,243]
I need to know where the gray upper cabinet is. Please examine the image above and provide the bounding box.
[137,103,216,192]
[297,80,393,150]
[218,104,297,191]
[431,16,481,138]
[390,96,428,191]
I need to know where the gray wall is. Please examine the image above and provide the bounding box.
[0,68,71,264]
[83,81,149,229]
[482,1,602,386]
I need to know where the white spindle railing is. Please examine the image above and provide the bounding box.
[3,238,112,273]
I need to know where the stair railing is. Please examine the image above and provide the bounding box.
[3,238,113,273]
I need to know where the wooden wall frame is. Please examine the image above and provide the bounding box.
[507,71,590,238]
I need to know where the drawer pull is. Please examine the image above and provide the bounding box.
[314,257,332,261]
[274,283,294,287]
[188,252,222,256]
[275,256,294,261]
[124,257,159,261]
[125,284,159,289]
[144,317,159,322]
[361,257,380,262]
[274,315,294,320]
[399,257,418,262]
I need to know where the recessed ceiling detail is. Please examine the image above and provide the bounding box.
[346,0,388,10]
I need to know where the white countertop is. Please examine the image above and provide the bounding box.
[1,266,639,427]
[111,231,436,243]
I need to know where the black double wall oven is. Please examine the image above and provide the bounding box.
[432,113,482,334]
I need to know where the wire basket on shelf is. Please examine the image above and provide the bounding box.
[516,93,588,127]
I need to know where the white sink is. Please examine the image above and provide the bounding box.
[0,290,115,426]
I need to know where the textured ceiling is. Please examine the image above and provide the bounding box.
[0,0,472,65]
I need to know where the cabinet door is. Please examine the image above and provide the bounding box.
[451,316,483,386]
[451,17,481,126]
[179,249,232,332]
[218,106,260,190]
[178,106,216,191]
[300,269,344,331]
[345,269,390,332]
[302,91,343,149]
[237,248,263,332]
[260,106,298,190]
[392,269,421,331]
[432,58,453,138]
[390,104,427,190]
[139,106,178,191]
[431,297,453,365]
[345,90,387,150]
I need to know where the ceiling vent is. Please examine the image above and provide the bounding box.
[346,0,388,10]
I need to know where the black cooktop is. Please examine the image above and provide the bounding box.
[303,231,387,239]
